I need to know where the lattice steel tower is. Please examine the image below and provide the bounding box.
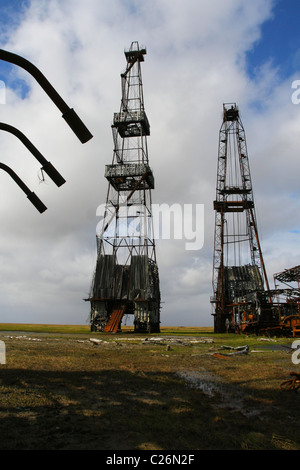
[88,42,160,333]
[211,103,270,333]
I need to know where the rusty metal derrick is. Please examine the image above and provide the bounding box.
[211,103,270,334]
[87,42,160,333]
[212,104,300,337]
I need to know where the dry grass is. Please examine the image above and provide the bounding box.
[0,324,299,450]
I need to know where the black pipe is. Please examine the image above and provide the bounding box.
[0,123,65,187]
[0,162,47,213]
[0,49,93,144]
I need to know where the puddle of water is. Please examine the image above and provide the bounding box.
[176,370,260,417]
[177,370,220,397]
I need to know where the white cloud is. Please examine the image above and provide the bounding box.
[1,0,299,327]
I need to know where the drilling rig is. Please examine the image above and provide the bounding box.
[211,103,272,333]
[88,42,160,333]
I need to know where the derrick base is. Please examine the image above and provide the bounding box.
[212,263,300,336]
[90,299,160,333]
[212,265,275,334]
[89,254,160,333]
[213,293,278,335]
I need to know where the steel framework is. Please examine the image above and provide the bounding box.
[88,42,160,333]
[271,265,300,336]
[211,103,271,333]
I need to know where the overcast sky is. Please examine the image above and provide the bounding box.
[0,0,300,327]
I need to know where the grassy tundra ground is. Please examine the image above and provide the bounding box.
[0,324,299,450]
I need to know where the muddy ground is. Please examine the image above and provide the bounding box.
[0,331,299,450]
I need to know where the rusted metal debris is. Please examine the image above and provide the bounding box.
[279,372,300,391]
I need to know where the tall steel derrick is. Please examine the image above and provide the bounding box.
[212,103,270,333]
[88,42,160,333]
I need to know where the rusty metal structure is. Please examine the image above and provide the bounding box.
[211,103,272,333]
[271,265,300,337]
[88,42,160,333]
[211,103,300,337]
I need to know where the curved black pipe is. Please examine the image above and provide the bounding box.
[0,49,93,144]
[0,123,65,187]
[0,162,47,213]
